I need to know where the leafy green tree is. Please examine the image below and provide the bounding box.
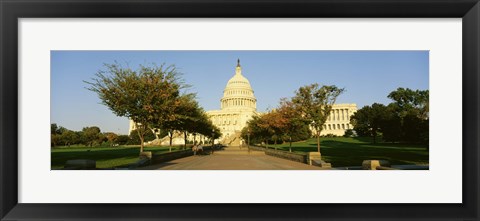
[51,123,60,147]
[158,94,203,151]
[104,132,119,146]
[380,104,402,143]
[277,98,311,151]
[241,115,272,147]
[259,110,287,148]
[210,125,222,143]
[128,129,156,145]
[350,103,388,144]
[82,126,101,146]
[51,134,61,147]
[189,114,222,147]
[388,88,429,144]
[51,123,60,135]
[388,88,429,119]
[343,129,354,138]
[85,63,184,152]
[292,84,344,154]
[116,135,130,145]
[60,129,79,146]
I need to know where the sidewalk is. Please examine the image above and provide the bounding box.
[139,146,326,170]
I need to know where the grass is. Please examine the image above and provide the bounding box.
[267,137,429,167]
[51,145,184,169]
[52,138,429,169]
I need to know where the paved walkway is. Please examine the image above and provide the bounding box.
[140,146,325,170]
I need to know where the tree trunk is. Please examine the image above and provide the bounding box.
[154,128,159,140]
[289,141,292,152]
[184,131,187,150]
[169,130,173,152]
[317,132,321,153]
[139,136,144,153]
[136,127,144,152]
[372,129,377,144]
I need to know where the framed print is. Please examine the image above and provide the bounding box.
[1,0,479,220]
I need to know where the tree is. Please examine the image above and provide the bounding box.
[85,63,184,152]
[387,88,429,144]
[349,88,429,145]
[380,104,402,143]
[104,132,119,146]
[292,84,344,154]
[259,110,287,149]
[116,135,130,145]
[241,115,272,147]
[60,129,79,147]
[343,129,354,138]
[187,114,222,147]
[350,103,388,144]
[277,98,311,152]
[82,126,102,146]
[388,88,429,119]
[51,134,61,147]
[51,123,60,135]
[158,93,203,151]
[128,129,156,145]
[209,125,222,143]
[51,123,60,147]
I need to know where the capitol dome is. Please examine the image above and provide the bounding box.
[221,59,257,111]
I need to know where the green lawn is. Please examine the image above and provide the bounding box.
[267,137,429,167]
[51,145,184,169]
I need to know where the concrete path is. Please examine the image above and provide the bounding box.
[140,146,325,170]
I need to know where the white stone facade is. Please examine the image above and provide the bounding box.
[319,103,357,136]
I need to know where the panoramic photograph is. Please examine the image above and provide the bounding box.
[51,51,429,170]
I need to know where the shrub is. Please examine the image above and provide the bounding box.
[343,129,354,137]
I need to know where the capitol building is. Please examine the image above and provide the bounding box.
[206,60,258,146]
[130,60,357,146]
[207,60,357,146]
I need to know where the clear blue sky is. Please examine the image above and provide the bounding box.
[51,51,428,135]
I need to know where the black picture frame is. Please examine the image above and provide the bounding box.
[1,0,479,220]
